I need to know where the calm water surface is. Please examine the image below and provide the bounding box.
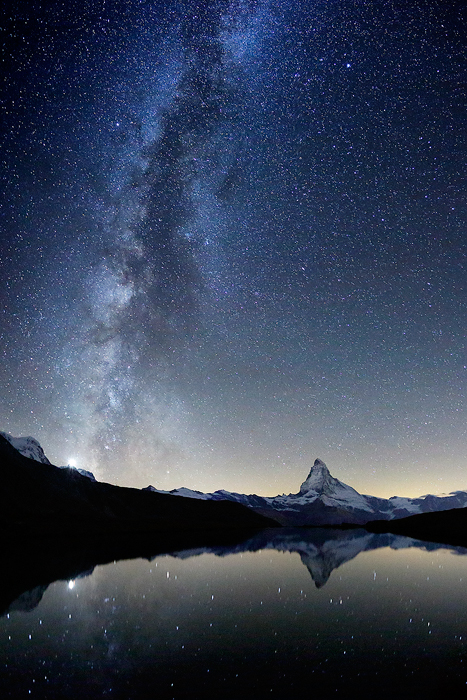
[2,531,467,698]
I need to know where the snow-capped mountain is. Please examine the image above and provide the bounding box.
[0,431,51,464]
[0,431,96,481]
[146,458,467,526]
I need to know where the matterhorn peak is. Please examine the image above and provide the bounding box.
[299,458,337,495]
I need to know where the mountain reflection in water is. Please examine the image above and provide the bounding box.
[2,527,467,614]
[2,528,467,697]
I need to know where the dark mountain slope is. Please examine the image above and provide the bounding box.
[0,435,278,535]
[367,507,467,547]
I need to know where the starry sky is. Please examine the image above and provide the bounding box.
[1,0,466,498]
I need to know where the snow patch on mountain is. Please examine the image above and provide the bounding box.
[144,486,208,500]
[0,431,51,464]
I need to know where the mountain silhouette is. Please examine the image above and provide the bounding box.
[0,433,278,536]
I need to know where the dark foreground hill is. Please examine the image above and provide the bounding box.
[366,507,467,547]
[0,434,278,536]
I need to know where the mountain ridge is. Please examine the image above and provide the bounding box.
[5,430,467,528]
[147,457,467,526]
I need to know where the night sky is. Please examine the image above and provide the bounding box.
[1,0,466,498]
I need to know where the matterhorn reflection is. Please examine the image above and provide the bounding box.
[168,527,463,588]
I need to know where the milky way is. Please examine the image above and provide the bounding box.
[1,0,466,496]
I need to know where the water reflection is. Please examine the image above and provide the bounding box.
[2,527,467,614]
[2,529,467,697]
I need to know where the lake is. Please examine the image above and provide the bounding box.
[1,528,467,698]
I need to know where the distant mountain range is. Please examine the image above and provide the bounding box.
[4,430,467,530]
[147,457,467,526]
